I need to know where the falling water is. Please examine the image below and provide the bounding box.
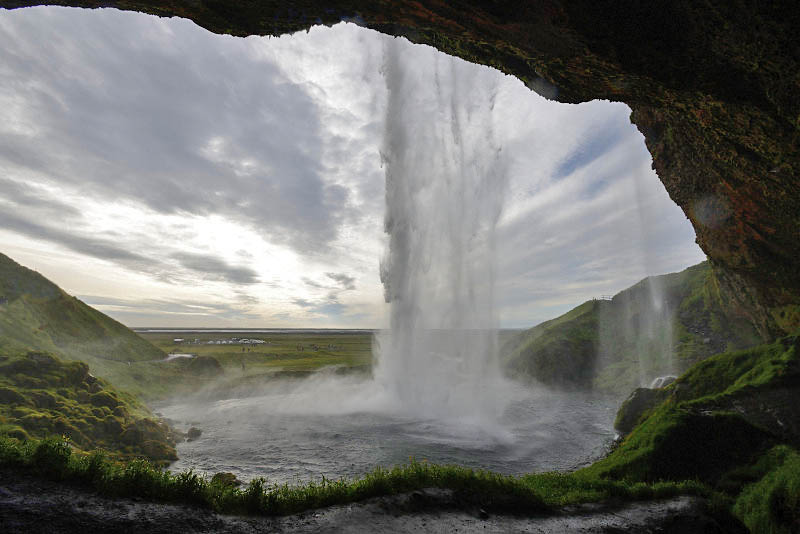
[373,38,512,421]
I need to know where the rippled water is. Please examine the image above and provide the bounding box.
[160,378,617,485]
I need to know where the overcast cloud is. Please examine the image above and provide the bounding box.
[0,7,705,328]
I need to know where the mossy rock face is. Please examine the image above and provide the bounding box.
[592,335,800,489]
[0,387,26,405]
[0,349,176,463]
[614,387,670,436]
[89,391,121,409]
[102,415,124,436]
[140,439,178,462]
[596,408,773,485]
[1,425,28,440]
[28,390,58,409]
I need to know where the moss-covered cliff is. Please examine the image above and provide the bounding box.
[502,261,764,392]
[585,334,800,532]
[2,0,797,339]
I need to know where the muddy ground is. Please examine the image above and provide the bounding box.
[0,468,739,533]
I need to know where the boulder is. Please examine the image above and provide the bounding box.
[615,387,670,436]
[186,427,202,441]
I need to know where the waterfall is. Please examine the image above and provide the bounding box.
[373,37,511,421]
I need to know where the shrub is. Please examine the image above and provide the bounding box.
[31,437,72,478]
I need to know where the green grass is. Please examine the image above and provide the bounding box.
[584,405,772,484]
[0,435,714,517]
[733,446,800,534]
[673,335,798,403]
[0,253,376,401]
[139,331,373,375]
[580,335,800,533]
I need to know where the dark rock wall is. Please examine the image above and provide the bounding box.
[3,0,798,337]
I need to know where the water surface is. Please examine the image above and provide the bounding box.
[161,381,616,485]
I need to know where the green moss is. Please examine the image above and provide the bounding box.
[674,335,798,403]
[0,387,26,405]
[577,334,800,532]
[0,349,176,464]
[90,391,121,409]
[585,405,772,484]
[613,387,669,435]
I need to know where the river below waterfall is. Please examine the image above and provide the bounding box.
[159,379,617,485]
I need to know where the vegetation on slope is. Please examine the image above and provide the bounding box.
[584,334,800,532]
[3,336,796,528]
[0,253,163,363]
[0,349,177,464]
[502,261,763,393]
[0,252,186,398]
[733,446,800,534]
[140,330,373,375]
[0,436,715,518]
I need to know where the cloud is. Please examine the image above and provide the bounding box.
[0,209,163,276]
[0,8,706,329]
[0,7,363,259]
[325,272,356,290]
[171,252,259,285]
[302,277,325,289]
[292,298,315,308]
[78,294,261,323]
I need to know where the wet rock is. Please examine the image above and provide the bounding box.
[615,387,670,435]
[187,427,202,441]
[649,375,677,389]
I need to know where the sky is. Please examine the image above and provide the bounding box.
[0,7,706,329]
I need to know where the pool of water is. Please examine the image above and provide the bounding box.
[159,377,617,485]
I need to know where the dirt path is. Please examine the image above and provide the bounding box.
[0,469,737,533]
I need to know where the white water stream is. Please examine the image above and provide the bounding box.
[372,37,514,422]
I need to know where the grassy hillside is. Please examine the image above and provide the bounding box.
[0,253,163,363]
[0,348,177,464]
[0,253,200,398]
[582,334,800,532]
[502,261,763,393]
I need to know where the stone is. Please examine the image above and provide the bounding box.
[186,427,202,441]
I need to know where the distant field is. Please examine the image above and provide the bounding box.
[137,330,375,377]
